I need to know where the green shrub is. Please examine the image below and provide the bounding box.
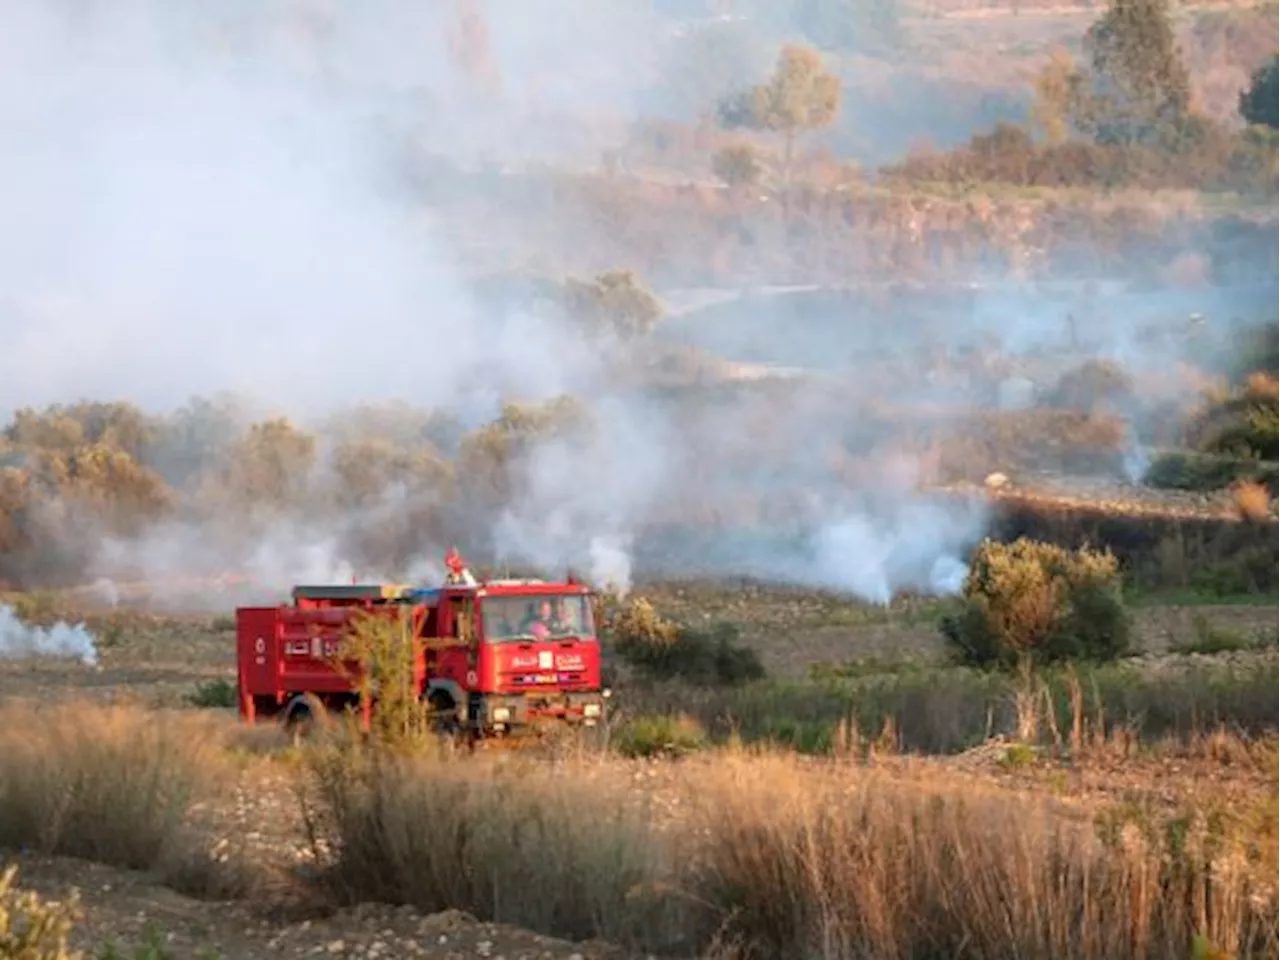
[605,598,765,686]
[1143,450,1277,493]
[185,679,237,709]
[1189,374,1279,463]
[940,538,1131,670]
[613,713,708,758]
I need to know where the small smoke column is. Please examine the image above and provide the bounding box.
[0,604,99,666]
[1120,420,1151,485]
[89,577,120,608]
[588,534,635,597]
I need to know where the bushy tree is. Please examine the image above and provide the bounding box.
[940,538,1131,670]
[1239,55,1279,130]
[1049,359,1135,413]
[1188,374,1279,463]
[717,44,842,182]
[329,438,451,509]
[456,396,590,505]
[712,143,764,188]
[1031,47,1083,145]
[223,417,317,511]
[561,269,663,341]
[1075,0,1192,145]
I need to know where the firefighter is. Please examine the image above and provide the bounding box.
[518,601,546,639]
[520,599,567,640]
[443,547,478,586]
[549,598,576,635]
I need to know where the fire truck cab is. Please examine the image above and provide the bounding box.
[234,551,609,738]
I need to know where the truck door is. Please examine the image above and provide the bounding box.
[439,593,477,690]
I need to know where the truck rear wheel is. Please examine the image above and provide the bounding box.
[282,694,326,744]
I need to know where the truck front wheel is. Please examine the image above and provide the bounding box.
[426,692,462,740]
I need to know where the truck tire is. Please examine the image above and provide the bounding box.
[427,692,462,742]
[282,693,325,744]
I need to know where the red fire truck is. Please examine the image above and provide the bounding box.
[234,550,609,739]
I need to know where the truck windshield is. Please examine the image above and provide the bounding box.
[481,595,596,643]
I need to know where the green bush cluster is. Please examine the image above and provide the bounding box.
[940,538,1131,670]
[612,713,708,758]
[1193,375,1278,464]
[1143,450,1277,493]
[604,598,765,687]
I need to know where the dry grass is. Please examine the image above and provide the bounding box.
[0,702,243,899]
[690,751,1277,960]
[303,737,1280,960]
[0,863,82,960]
[1232,479,1273,522]
[0,696,1274,958]
[300,740,681,950]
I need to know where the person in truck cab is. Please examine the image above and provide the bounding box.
[519,599,571,640]
[551,599,578,635]
[518,601,550,639]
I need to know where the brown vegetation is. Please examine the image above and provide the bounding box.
[3,375,1276,596]
[0,702,245,903]
[1231,479,1272,522]
[1,0,1277,952]
[1,697,1275,959]
[0,863,82,960]
[307,742,1278,959]
[975,488,1277,593]
[443,162,1277,286]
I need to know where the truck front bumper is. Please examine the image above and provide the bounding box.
[478,690,610,728]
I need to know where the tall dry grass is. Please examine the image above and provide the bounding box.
[689,753,1277,960]
[304,742,1280,960]
[301,740,687,951]
[0,702,241,897]
[0,698,1274,958]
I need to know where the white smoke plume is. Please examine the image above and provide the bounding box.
[806,501,984,605]
[0,2,1261,608]
[0,604,99,666]
[587,535,636,598]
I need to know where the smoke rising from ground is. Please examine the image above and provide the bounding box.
[0,604,99,666]
[2,3,1263,608]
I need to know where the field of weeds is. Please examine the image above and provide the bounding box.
[0,560,1276,959]
[0,698,1277,960]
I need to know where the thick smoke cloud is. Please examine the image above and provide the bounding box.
[0,1,603,418]
[14,1,1223,607]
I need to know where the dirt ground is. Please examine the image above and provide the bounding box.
[8,853,637,960]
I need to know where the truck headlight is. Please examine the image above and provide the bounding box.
[583,703,601,718]
[492,706,511,722]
